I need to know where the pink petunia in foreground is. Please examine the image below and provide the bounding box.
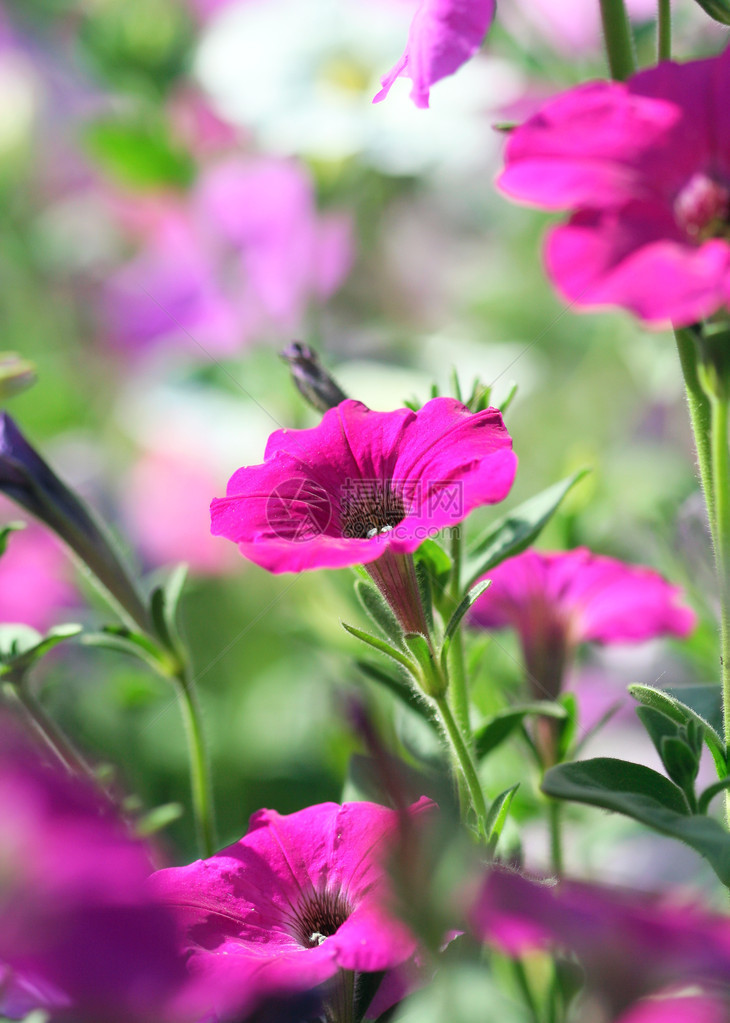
[473,869,730,1020]
[497,47,730,327]
[374,0,496,109]
[211,397,516,631]
[150,799,434,1023]
[469,547,695,701]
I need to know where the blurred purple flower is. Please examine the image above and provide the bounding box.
[618,996,730,1023]
[105,158,352,357]
[150,799,434,1023]
[0,721,187,1023]
[469,548,694,700]
[498,47,730,327]
[473,869,730,1018]
[374,0,496,109]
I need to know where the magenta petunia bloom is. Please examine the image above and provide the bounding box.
[473,869,730,1018]
[498,47,730,327]
[211,398,515,631]
[150,799,434,1023]
[618,997,730,1023]
[0,721,188,1023]
[469,547,694,699]
[374,0,496,109]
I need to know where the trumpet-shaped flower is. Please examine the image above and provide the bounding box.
[473,869,730,1017]
[498,47,730,327]
[150,799,434,1023]
[211,398,515,573]
[374,0,496,109]
[469,547,694,699]
[0,721,187,1023]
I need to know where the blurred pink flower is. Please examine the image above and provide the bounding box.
[123,450,236,576]
[150,799,434,1023]
[0,506,76,630]
[104,158,353,356]
[0,721,187,1023]
[374,0,496,109]
[618,996,730,1023]
[473,869,730,1018]
[498,47,730,327]
[469,547,694,699]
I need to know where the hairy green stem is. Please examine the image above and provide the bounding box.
[599,0,637,80]
[676,329,716,525]
[448,528,472,738]
[433,694,488,837]
[657,0,671,60]
[173,668,216,857]
[548,799,564,877]
[709,394,730,821]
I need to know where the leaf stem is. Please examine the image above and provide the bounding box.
[599,0,637,80]
[448,527,472,738]
[172,665,216,857]
[709,392,730,823]
[548,798,564,877]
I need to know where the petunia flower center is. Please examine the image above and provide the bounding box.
[674,173,730,243]
[340,480,407,540]
[293,890,352,949]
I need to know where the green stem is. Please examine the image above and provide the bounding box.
[676,328,716,527]
[173,668,216,857]
[657,0,671,60]
[548,799,564,877]
[709,393,730,822]
[512,960,542,1023]
[433,693,488,837]
[599,0,637,80]
[5,678,99,785]
[448,528,472,738]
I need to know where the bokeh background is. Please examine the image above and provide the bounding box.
[1,0,728,891]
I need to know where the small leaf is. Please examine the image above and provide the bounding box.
[699,776,730,815]
[660,735,700,799]
[636,705,681,760]
[691,0,730,24]
[414,540,452,601]
[150,563,188,657]
[135,802,183,837]
[440,580,491,672]
[0,520,25,558]
[665,684,723,737]
[342,622,417,674]
[0,622,82,677]
[474,702,567,761]
[465,470,589,587]
[82,627,170,675]
[485,783,519,854]
[543,759,730,886]
[355,580,403,644]
[556,691,579,762]
[629,684,726,776]
[403,633,442,695]
[355,660,438,727]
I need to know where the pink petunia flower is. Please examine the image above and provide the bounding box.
[0,720,188,1023]
[473,869,730,1019]
[617,996,730,1023]
[150,799,434,1023]
[104,158,352,357]
[497,47,730,328]
[373,0,496,109]
[211,397,516,632]
[0,503,77,630]
[469,547,694,701]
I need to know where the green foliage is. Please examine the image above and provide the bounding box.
[83,116,196,190]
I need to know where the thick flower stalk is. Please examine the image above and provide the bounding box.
[150,798,435,1023]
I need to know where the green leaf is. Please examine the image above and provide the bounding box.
[556,691,579,762]
[342,622,417,674]
[355,580,403,644]
[636,705,681,760]
[440,580,490,673]
[150,563,188,657]
[355,660,438,727]
[474,702,567,761]
[665,684,723,737]
[0,623,82,677]
[135,802,183,837]
[699,776,730,814]
[465,470,589,587]
[629,684,726,776]
[414,540,452,602]
[543,758,730,886]
[691,0,730,25]
[660,735,700,798]
[82,627,170,675]
[403,633,442,695]
[0,520,25,558]
[83,117,195,190]
[485,783,519,854]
